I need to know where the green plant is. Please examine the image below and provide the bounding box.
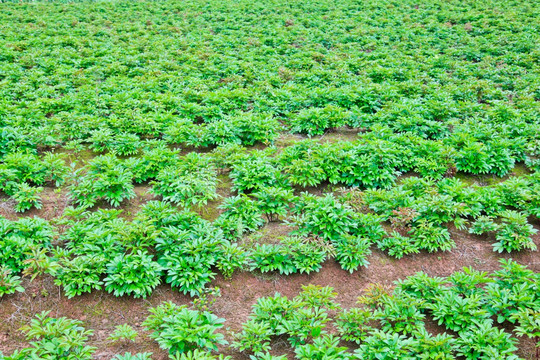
[297,285,340,310]
[249,238,326,275]
[376,291,426,335]
[290,194,358,241]
[354,329,418,360]
[409,220,455,253]
[54,254,105,298]
[14,311,96,359]
[107,324,138,343]
[158,236,219,297]
[248,353,286,360]
[104,250,162,298]
[232,320,273,355]
[376,232,419,259]
[69,155,136,208]
[493,210,537,253]
[151,158,219,207]
[411,328,456,360]
[253,186,295,222]
[113,353,153,360]
[0,265,24,297]
[169,350,231,360]
[290,105,349,136]
[230,155,285,193]
[511,309,540,350]
[455,320,519,360]
[216,243,247,279]
[295,334,352,360]
[143,302,227,355]
[334,308,376,344]
[0,217,55,273]
[13,183,43,212]
[277,306,330,347]
[21,246,60,281]
[216,195,264,238]
[468,216,499,235]
[428,291,489,332]
[249,243,296,275]
[333,235,371,273]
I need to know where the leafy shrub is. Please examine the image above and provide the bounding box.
[0,217,54,273]
[297,285,340,310]
[13,183,43,212]
[511,308,540,349]
[278,306,330,347]
[151,153,219,207]
[9,311,96,359]
[428,291,489,332]
[170,350,231,360]
[409,220,455,253]
[156,225,228,296]
[376,290,426,335]
[164,119,208,147]
[377,232,419,259]
[216,242,247,279]
[54,254,106,298]
[453,142,492,175]
[230,155,286,193]
[89,129,141,155]
[493,210,537,253]
[160,253,216,297]
[290,194,357,241]
[69,155,136,208]
[335,308,376,344]
[215,195,264,238]
[290,105,349,136]
[129,145,180,183]
[354,330,418,359]
[333,235,371,273]
[0,265,24,297]
[295,335,351,360]
[253,186,295,222]
[113,353,153,360]
[232,320,273,355]
[249,238,326,275]
[468,216,499,235]
[104,250,162,298]
[108,324,138,343]
[455,320,519,360]
[411,328,456,360]
[143,302,227,355]
[232,112,281,146]
[249,244,296,275]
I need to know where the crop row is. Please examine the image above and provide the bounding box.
[1,164,538,299]
[2,260,538,359]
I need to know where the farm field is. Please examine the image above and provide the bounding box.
[0,0,539,359]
